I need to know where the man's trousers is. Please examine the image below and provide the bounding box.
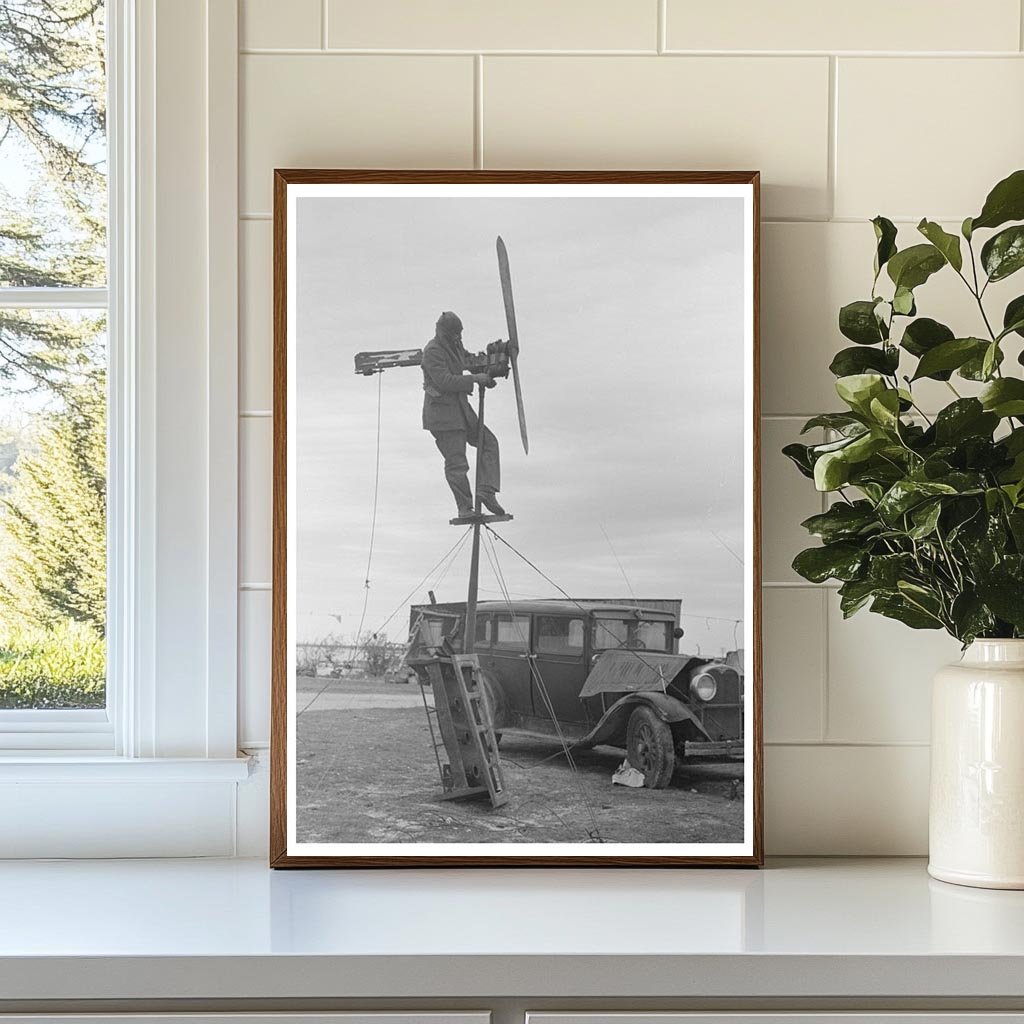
[431,427,500,511]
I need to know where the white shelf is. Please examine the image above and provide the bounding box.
[1,857,1023,1003]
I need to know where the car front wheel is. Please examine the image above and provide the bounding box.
[626,706,675,789]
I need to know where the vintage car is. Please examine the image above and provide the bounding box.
[409,599,744,788]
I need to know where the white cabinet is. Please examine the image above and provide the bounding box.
[0,1017,488,1024]
[529,1017,1024,1024]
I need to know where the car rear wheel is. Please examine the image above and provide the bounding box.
[626,706,675,788]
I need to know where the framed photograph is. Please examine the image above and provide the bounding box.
[271,170,762,867]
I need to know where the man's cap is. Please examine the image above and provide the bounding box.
[436,311,463,333]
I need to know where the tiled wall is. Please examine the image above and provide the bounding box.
[236,0,1024,854]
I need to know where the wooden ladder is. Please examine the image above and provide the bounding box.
[413,653,508,809]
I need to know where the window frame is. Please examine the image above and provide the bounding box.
[0,4,120,751]
[0,0,241,764]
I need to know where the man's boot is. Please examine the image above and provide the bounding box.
[479,491,506,516]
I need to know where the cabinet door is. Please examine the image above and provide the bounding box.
[529,1016,1024,1024]
[0,1015,489,1024]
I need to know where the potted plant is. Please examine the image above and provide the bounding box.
[785,169,1024,889]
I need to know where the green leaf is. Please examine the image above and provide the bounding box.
[782,442,814,479]
[959,343,1004,381]
[977,571,1024,629]
[980,378,1024,418]
[838,578,879,618]
[800,413,865,435]
[871,594,943,630]
[911,337,987,381]
[835,373,886,413]
[814,450,850,491]
[949,593,995,644]
[962,216,974,241]
[868,389,901,430]
[877,479,958,524]
[892,286,916,316]
[839,299,887,345]
[868,552,914,587]
[900,317,955,363]
[809,433,866,456]
[887,243,946,291]
[981,225,1024,282]
[917,219,963,272]
[933,398,998,444]
[932,470,986,494]
[1003,295,1024,339]
[908,500,942,540]
[982,341,1000,381]
[829,345,899,378]
[971,169,1024,232]
[792,543,866,584]
[872,216,898,278]
[800,501,879,543]
[845,431,888,464]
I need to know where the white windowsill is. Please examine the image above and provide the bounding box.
[0,754,252,782]
[0,858,1022,1004]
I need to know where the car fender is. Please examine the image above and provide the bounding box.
[577,691,710,749]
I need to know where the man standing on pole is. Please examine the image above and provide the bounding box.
[422,311,506,519]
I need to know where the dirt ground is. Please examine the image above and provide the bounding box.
[295,674,745,845]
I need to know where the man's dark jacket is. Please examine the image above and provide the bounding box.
[421,335,478,432]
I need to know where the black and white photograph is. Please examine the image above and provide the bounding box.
[272,171,762,866]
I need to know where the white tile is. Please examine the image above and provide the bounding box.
[836,58,1024,221]
[240,55,474,213]
[761,418,824,584]
[240,219,272,411]
[826,597,962,744]
[762,221,1016,416]
[483,56,830,219]
[239,589,272,746]
[762,588,825,743]
[241,0,321,49]
[666,0,1020,52]
[765,744,929,854]
[240,416,273,586]
[328,0,658,51]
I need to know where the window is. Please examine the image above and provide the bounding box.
[635,620,671,651]
[0,0,247,856]
[592,617,672,651]
[0,2,108,714]
[474,616,491,645]
[493,614,530,650]
[536,616,584,654]
[592,618,629,649]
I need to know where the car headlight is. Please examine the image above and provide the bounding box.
[690,671,718,702]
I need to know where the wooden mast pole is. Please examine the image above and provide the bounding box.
[463,382,487,654]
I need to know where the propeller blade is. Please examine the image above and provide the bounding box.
[496,235,528,455]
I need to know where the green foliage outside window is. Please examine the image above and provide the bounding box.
[0,1,107,708]
[785,170,1024,645]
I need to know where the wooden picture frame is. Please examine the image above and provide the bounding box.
[271,170,762,867]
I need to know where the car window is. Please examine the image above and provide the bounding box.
[475,616,492,646]
[636,620,671,651]
[536,616,584,654]
[592,618,630,649]
[493,614,530,649]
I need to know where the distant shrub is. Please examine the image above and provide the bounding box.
[0,621,105,709]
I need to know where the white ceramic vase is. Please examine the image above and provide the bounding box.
[929,639,1024,889]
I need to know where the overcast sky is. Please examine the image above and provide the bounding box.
[295,195,747,655]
